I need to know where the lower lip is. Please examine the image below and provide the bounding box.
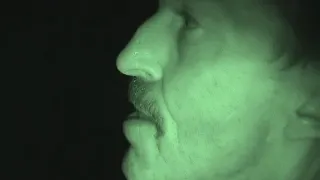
[123,119,157,141]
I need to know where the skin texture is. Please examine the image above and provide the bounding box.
[116,0,320,180]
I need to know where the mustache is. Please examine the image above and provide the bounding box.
[128,77,161,120]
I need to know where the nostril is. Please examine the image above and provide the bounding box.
[123,68,162,82]
[123,69,147,77]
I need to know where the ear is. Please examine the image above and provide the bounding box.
[284,92,320,140]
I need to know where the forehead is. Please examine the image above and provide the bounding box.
[160,0,214,5]
[159,0,216,10]
[159,0,226,19]
[159,0,182,12]
[159,0,278,11]
[158,0,256,19]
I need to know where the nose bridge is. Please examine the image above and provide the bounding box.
[116,10,179,81]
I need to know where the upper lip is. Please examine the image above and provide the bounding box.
[128,99,152,118]
[128,98,159,125]
[128,96,162,136]
[131,105,153,120]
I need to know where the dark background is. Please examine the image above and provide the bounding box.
[5,0,157,179]
[4,0,319,180]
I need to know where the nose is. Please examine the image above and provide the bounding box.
[116,10,180,81]
[116,42,163,81]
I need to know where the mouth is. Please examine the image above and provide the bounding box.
[128,111,163,137]
[128,111,156,124]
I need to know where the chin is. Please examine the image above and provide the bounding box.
[122,148,151,180]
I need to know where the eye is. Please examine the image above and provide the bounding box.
[181,11,199,30]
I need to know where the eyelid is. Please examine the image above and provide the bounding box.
[179,10,199,29]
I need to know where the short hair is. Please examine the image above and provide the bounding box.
[277,0,320,71]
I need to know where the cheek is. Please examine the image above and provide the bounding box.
[163,61,250,127]
[162,66,273,175]
[162,61,272,145]
[163,64,217,123]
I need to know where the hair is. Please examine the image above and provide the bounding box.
[277,0,320,70]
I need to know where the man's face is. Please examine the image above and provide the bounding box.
[117,1,315,180]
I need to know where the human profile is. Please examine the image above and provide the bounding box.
[116,0,320,180]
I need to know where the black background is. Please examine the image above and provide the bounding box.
[4,0,320,180]
[5,0,157,179]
